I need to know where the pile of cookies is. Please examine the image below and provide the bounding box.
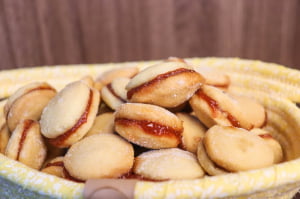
[0,57,283,182]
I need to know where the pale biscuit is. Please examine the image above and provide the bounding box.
[101,77,130,110]
[204,125,274,172]
[133,148,205,180]
[115,103,183,149]
[4,82,57,132]
[85,112,115,137]
[126,61,204,108]
[192,66,230,88]
[64,133,134,181]
[40,80,100,148]
[95,66,139,90]
[251,128,283,163]
[196,138,228,176]
[189,85,265,130]
[5,119,47,170]
[41,156,64,178]
[176,113,206,153]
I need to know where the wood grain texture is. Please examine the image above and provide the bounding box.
[0,0,299,70]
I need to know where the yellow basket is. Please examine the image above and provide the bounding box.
[0,58,300,199]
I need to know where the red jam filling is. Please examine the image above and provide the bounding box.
[197,91,241,128]
[115,118,182,139]
[17,120,34,160]
[45,161,64,168]
[107,83,126,102]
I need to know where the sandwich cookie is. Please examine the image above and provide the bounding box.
[115,103,183,149]
[101,77,130,110]
[126,61,205,108]
[64,133,134,181]
[95,66,139,90]
[4,82,56,132]
[176,113,206,153]
[40,80,100,148]
[203,125,274,172]
[41,156,64,178]
[133,148,205,180]
[5,119,47,170]
[189,85,266,130]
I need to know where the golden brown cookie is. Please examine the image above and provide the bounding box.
[5,119,47,170]
[40,80,100,148]
[101,77,130,110]
[176,113,206,153]
[85,112,115,137]
[64,133,134,181]
[251,128,283,163]
[115,103,183,149]
[126,61,205,108]
[189,85,266,130]
[133,148,205,180]
[204,125,274,172]
[196,138,228,176]
[95,66,139,90]
[4,82,57,132]
[41,156,64,178]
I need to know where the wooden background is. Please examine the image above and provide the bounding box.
[0,0,300,70]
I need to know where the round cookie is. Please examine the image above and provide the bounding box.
[251,128,283,163]
[85,112,115,137]
[95,66,139,90]
[40,80,100,148]
[176,113,206,153]
[196,138,228,176]
[41,156,64,178]
[133,148,205,180]
[4,82,57,132]
[115,103,183,149]
[101,77,130,110]
[126,61,205,108]
[64,133,134,181]
[204,125,274,172]
[189,85,265,130]
[5,119,47,170]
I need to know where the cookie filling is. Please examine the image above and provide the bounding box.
[17,120,34,160]
[6,85,56,120]
[45,161,64,168]
[107,83,126,102]
[48,90,93,147]
[127,68,197,99]
[196,91,242,128]
[115,118,182,139]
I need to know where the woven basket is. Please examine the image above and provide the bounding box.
[0,58,300,199]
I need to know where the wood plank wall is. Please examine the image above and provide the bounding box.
[0,0,299,70]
